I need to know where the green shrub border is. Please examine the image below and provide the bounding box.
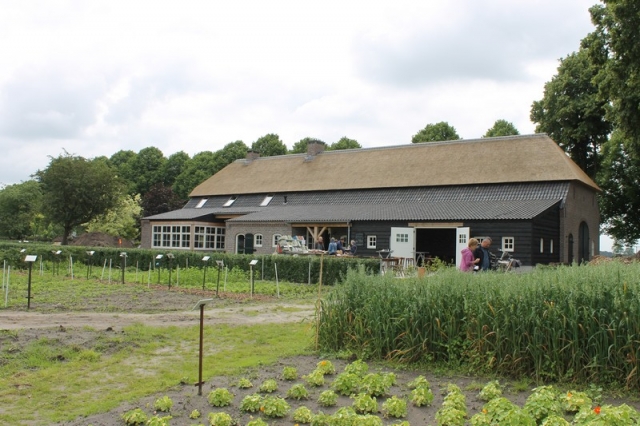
[0,242,379,285]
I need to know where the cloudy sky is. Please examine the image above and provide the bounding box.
[0,1,614,248]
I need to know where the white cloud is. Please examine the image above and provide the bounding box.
[0,0,597,186]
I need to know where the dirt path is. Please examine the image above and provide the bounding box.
[0,303,316,330]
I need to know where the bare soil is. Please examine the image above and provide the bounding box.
[3,288,639,426]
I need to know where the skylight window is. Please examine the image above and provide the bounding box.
[260,195,274,206]
[195,198,208,208]
[223,196,237,207]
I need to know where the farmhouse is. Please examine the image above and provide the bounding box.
[140,134,600,267]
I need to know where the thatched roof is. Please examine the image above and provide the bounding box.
[190,134,599,197]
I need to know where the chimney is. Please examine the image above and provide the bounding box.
[306,139,326,157]
[246,150,260,161]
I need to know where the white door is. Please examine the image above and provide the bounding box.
[455,227,470,267]
[390,227,415,259]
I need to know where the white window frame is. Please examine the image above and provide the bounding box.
[223,196,237,207]
[367,235,377,249]
[260,195,274,207]
[396,233,409,243]
[540,238,544,253]
[152,224,191,248]
[193,225,225,250]
[502,237,515,252]
[195,198,208,208]
[255,234,263,247]
[550,239,554,254]
[272,234,282,247]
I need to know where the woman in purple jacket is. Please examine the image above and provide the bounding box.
[460,238,480,272]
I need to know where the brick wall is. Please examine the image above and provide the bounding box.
[559,182,600,263]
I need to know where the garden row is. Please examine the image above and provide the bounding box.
[122,359,639,425]
[0,242,379,285]
[317,262,640,390]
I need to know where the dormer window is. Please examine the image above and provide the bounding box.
[223,196,237,207]
[260,195,274,207]
[195,198,208,208]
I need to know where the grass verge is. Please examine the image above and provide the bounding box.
[0,321,314,424]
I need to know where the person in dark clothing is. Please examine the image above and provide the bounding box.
[349,239,357,256]
[473,237,492,271]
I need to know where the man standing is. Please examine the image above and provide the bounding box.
[473,237,492,271]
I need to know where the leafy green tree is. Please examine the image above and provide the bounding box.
[0,180,43,240]
[590,1,640,149]
[162,151,190,187]
[531,42,611,179]
[329,137,361,151]
[251,133,287,157]
[84,194,143,241]
[218,140,248,164]
[36,153,124,245]
[483,120,520,138]
[109,150,138,195]
[289,137,316,154]
[412,122,460,143]
[173,151,223,199]
[131,147,166,195]
[141,183,185,217]
[597,131,640,245]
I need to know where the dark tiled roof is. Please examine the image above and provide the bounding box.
[226,199,561,223]
[147,182,568,222]
[144,206,260,220]
[184,182,569,209]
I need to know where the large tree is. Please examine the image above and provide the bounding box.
[109,150,138,195]
[131,147,166,195]
[0,180,43,240]
[173,151,223,199]
[218,140,249,164]
[483,120,520,138]
[251,133,287,157]
[329,137,361,151]
[289,137,316,154]
[412,122,460,143]
[531,40,611,179]
[590,1,640,150]
[84,194,143,241]
[162,151,190,187]
[36,153,124,245]
[142,183,185,217]
[597,131,640,245]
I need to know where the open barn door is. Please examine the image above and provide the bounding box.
[390,227,415,259]
[455,227,470,268]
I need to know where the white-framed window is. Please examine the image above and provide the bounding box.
[550,239,554,254]
[255,234,263,247]
[260,195,274,206]
[152,225,191,248]
[195,198,208,208]
[502,237,514,252]
[223,196,237,207]
[200,226,223,249]
[396,233,409,243]
[367,235,377,249]
[540,238,544,253]
[272,234,282,247]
